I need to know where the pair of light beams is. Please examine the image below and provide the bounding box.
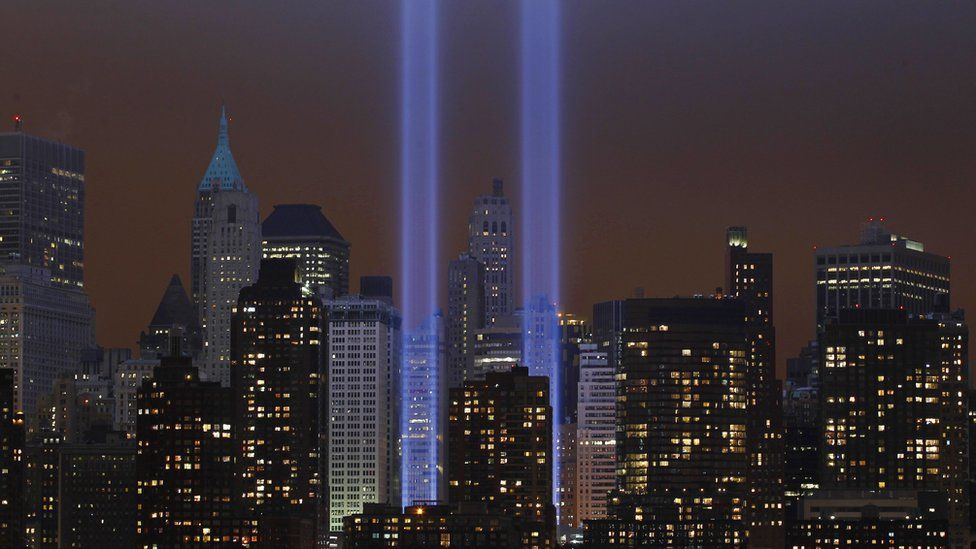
[400,0,562,511]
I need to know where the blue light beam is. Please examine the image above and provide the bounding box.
[400,0,441,507]
[520,0,562,517]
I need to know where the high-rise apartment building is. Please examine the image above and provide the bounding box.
[402,314,446,506]
[262,204,350,297]
[136,354,254,546]
[191,107,261,386]
[446,252,484,389]
[815,309,969,546]
[448,366,555,549]
[138,274,200,358]
[468,179,514,325]
[575,343,614,525]
[815,219,950,332]
[0,130,85,289]
[324,292,401,532]
[232,259,321,547]
[0,265,94,420]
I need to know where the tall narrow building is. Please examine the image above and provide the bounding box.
[0,129,86,289]
[575,343,614,525]
[448,366,555,549]
[402,314,446,506]
[232,259,321,547]
[0,369,24,547]
[262,204,350,297]
[191,107,262,386]
[446,253,484,388]
[726,227,784,546]
[467,179,514,325]
[324,290,402,532]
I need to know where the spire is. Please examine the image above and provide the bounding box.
[198,105,246,192]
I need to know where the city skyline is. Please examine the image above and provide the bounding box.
[3,2,976,375]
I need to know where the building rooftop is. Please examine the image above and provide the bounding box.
[262,203,346,242]
[198,106,246,192]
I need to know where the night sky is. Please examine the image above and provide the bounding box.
[3,1,976,374]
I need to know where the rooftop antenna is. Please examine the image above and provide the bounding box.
[13,115,22,132]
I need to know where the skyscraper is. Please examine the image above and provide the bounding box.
[191,106,261,386]
[470,314,522,379]
[262,204,350,297]
[138,274,200,358]
[0,265,94,421]
[815,219,950,332]
[446,252,484,389]
[324,291,401,532]
[468,178,514,325]
[402,313,446,506]
[136,353,254,546]
[448,366,555,549]
[0,130,85,289]
[575,343,614,525]
[232,259,321,547]
[813,309,969,546]
[608,298,752,546]
[726,227,784,545]
[558,313,589,425]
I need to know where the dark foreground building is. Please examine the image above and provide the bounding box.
[0,369,24,547]
[343,503,520,548]
[448,366,555,549]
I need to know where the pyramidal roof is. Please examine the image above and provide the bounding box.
[198,106,246,192]
[148,274,198,328]
[262,204,347,242]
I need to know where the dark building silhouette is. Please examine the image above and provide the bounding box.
[0,131,86,289]
[558,313,590,425]
[262,203,350,297]
[342,503,521,548]
[0,369,24,547]
[138,274,201,358]
[360,275,394,303]
[448,366,555,548]
[136,353,254,546]
[232,259,322,548]
[446,252,484,389]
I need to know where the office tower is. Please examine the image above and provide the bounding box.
[591,299,623,375]
[35,373,113,444]
[232,259,321,547]
[0,369,24,547]
[807,309,969,546]
[575,344,614,525]
[782,383,819,520]
[558,313,589,424]
[0,129,85,289]
[137,354,255,546]
[191,107,261,386]
[523,295,559,381]
[725,227,784,546]
[359,275,394,303]
[34,440,136,547]
[468,178,514,325]
[448,366,555,549]
[138,274,201,358]
[262,204,350,297]
[815,219,950,332]
[608,298,752,546]
[556,423,577,533]
[342,503,520,548]
[112,358,158,439]
[324,292,401,532]
[446,252,484,388]
[786,340,820,388]
[0,265,94,421]
[402,314,446,506]
[471,314,522,379]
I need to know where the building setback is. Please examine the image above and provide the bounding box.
[232,259,321,547]
[448,366,555,549]
[191,107,261,387]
